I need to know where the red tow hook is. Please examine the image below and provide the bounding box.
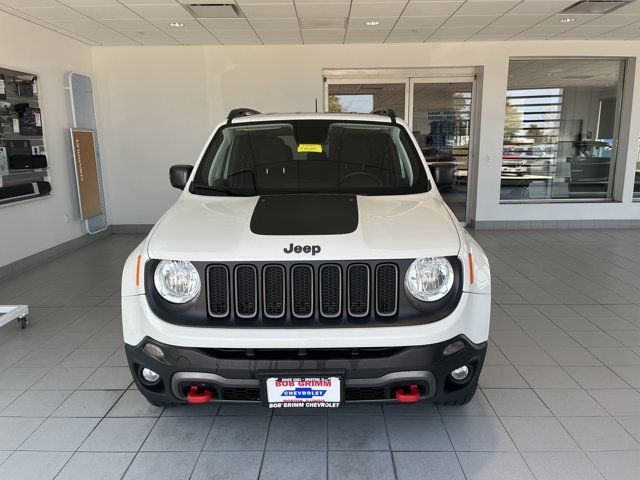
[395,384,420,403]
[187,386,213,404]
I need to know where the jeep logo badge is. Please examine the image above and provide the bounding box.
[284,243,321,256]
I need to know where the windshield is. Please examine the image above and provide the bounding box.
[191,120,429,196]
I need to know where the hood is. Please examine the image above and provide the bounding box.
[146,192,461,262]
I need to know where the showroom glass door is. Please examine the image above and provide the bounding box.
[409,79,475,222]
[326,80,409,119]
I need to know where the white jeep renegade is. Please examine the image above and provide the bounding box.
[121,108,491,408]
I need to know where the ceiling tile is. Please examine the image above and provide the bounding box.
[301,28,345,41]
[403,1,464,17]
[508,1,576,15]
[430,25,483,36]
[248,17,299,29]
[295,3,350,17]
[348,16,398,28]
[457,1,519,16]
[470,34,513,41]
[443,15,499,27]
[389,26,435,36]
[127,4,189,18]
[585,14,640,26]
[349,2,407,17]
[262,37,302,44]
[198,18,254,31]
[479,24,529,35]
[395,15,447,27]
[510,33,553,40]
[60,0,119,5]
[604,2,640,14]
[551,33,595,40]
[74,5,139,19]
[489,14,551,26]
[18,6,87,20]
[346,27,391,36]
[234,0,293,4]
[238,3,296,18]
[257,29,301,39]
[101,18,158,31]
[524,24,572,34]
[299,17,347,28]
[120,0,178,4]
[566,24,616,34]
[0,0,60,6]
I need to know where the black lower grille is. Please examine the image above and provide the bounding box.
[348,264,370,317]
[376,264,398,316]
[207,265,229,317]
[320,264,341,318]
[292,265,313,318]
[263,265,285,318]
[235,265,257,318]
[221,387,260,402]
[345,387,386,401]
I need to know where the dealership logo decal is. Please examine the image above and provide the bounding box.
[283,243,321,255]
[281,388,327,399]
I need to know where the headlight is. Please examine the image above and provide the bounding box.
[405,257,454,302]
[154,260,201,304]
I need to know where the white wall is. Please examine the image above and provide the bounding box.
[0,11,93,268]
[91,41,640,226]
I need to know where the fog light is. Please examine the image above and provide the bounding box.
[141,368,160,384]
[443,340,465,356]
[143,343,165,360]
[451,365,470,382]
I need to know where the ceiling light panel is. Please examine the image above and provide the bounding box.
[562,1,628,15]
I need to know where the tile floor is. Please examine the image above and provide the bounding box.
[0,230,639,479]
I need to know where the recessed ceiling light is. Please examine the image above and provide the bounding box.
[169,21,185,28]
[365,20,380,26]
[560,17,576,23]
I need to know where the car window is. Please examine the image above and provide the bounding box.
[192,120,429,196]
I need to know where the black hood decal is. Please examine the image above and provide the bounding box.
[250,194,358,236]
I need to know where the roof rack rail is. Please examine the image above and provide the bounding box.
[371,108,396,124]
[227,108,261,124]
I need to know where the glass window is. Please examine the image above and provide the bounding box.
[328,83,406,119]
[501,59,625,202]
[192,120,429,196]
[635,137,640,200]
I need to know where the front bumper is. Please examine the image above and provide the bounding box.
[125,335,486,405]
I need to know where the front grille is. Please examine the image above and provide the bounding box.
[221,387,261,402]
[291,265,313,318]
[206,261,400,326]
[263,265,285,318]
[235,265,257,318]
[345,387,386,401]
[207,265,229,317]
[348,264,370,317]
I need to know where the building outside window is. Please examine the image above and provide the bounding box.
[501,58,626,202]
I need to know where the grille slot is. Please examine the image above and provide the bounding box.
[207,265,230,318]
[345,387,386,401]
[221,387,261,402]
[347,264,370,317]
[234,265,258,318]
[376,264,398,317]
[263,265,285,318]
[319,264,341,318]
[291,265,313,318]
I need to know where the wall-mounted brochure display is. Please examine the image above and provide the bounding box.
[0,66,51,206]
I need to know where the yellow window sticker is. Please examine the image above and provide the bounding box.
[297,144,323,153]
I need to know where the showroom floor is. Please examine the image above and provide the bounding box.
[0,231,639,480]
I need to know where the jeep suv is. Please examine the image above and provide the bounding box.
[121,108,491,408]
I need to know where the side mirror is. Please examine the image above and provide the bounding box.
[169,164,193,190]
[428,162,456,190]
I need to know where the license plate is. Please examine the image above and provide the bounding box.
[265,376,341,408]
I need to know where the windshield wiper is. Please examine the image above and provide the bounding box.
[189,183,250,196]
